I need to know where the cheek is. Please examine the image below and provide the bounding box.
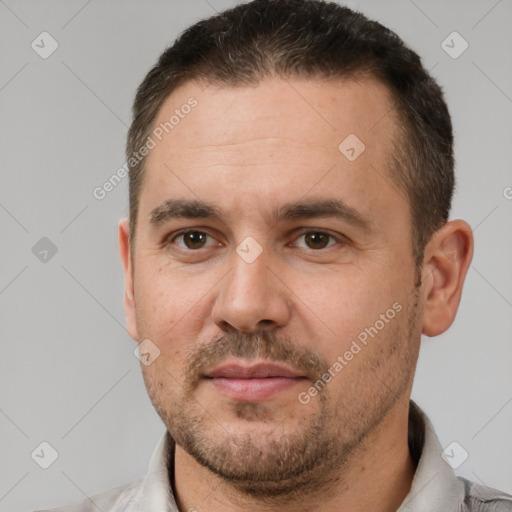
[134,262,205,334]
[133,262,224,372]
[295,269,391,345]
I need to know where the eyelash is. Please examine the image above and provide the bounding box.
[162,228,348,252]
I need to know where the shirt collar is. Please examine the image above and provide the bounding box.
[136,429,179,512]
[138,401,465,512]
[398,401,466,511]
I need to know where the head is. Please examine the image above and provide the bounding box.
[126,0,455,276]
[119,0,473,499]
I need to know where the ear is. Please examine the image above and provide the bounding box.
[118,217,139,342]
[421,219,474,337]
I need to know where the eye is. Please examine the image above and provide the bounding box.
[293,231,339,250]
[171,230,218,250]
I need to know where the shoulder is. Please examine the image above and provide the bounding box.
[460,477,512,512]
[28,478,144,512]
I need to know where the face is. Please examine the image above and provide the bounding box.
[121,77,425,496]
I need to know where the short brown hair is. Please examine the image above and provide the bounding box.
[126,0,454,276]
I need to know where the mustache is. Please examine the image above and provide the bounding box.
[185,330,329,388]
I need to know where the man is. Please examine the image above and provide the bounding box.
[34,0,512,511]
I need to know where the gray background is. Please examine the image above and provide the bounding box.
[1,0,511,510]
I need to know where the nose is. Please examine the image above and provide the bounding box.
[211,247,291,332]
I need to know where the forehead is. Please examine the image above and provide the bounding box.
[151,75,396,152]
[140,76,405,228]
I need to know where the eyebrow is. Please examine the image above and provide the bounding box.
[149,198,373,232]
[277,199,373,231]
[149,199,220,226]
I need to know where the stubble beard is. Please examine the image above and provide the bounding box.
[142,290,420,500]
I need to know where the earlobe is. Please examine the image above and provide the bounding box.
[421,220,474,337]
[118,218,139,342]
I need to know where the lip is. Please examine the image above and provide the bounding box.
[205,361,304,379]
[203,361,307,402]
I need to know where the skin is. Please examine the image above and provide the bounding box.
[119,76,473,512]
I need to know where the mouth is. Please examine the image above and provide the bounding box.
[203,361,307,402]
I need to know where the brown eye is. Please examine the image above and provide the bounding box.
[183,231,206,249]
[175,231,212,250]
[304,232,331,249]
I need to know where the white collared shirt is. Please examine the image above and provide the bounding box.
[31,403,512,512]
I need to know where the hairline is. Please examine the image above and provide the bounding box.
[128,72,421,278]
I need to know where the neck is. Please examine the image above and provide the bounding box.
[172,398,416,512]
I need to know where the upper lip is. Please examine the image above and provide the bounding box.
[204,361,305,379]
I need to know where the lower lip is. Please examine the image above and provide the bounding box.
[207,377,306,402]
